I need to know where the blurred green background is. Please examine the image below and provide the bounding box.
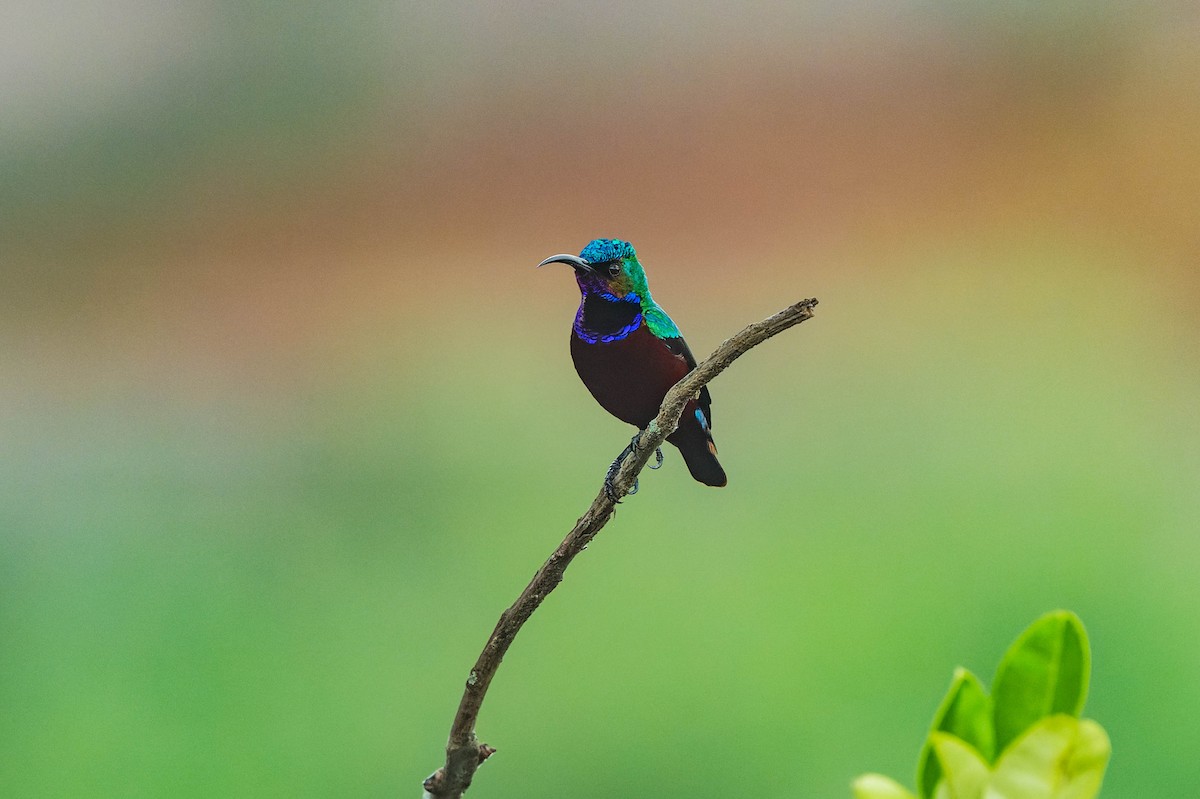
[2,3,1197,797]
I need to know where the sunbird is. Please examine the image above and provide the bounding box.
[539,238,726,495]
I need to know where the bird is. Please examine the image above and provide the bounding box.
[539,238,726,496]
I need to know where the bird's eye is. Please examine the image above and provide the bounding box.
[607,263,621,277]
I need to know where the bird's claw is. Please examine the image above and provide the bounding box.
[604,431,662,501]
[604,435,659,502]
[603,467,622,503]
[604,442,635,503]
[648,447,664,470]
[604,471,637,502]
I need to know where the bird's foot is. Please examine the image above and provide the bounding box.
[604,469,627,503]
[604,442,637,503]
[603,435,659,502]
[648,447,664,470]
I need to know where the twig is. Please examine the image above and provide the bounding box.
[422,297,819,798]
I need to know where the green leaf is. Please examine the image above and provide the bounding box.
[929,733,990,799]
[989,714,1111,799]
[992,611,1090,754]
[917,668,995,798]
[853,773,918,799]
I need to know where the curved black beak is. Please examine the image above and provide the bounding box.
[537,254,595,274]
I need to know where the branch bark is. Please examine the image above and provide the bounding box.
[422,297,819,798]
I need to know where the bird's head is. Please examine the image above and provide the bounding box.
[538,238,650,301]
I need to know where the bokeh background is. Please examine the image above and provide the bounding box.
[2,2,1198,797]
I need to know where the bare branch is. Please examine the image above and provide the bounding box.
[423,297,819,798]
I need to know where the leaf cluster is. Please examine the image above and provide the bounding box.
[853,611,1110,799]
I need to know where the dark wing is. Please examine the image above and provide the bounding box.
[663,335,714,428]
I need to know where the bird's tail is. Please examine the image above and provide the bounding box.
[675,435,727,487]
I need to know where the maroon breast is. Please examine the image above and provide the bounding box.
[570,325,690,428]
